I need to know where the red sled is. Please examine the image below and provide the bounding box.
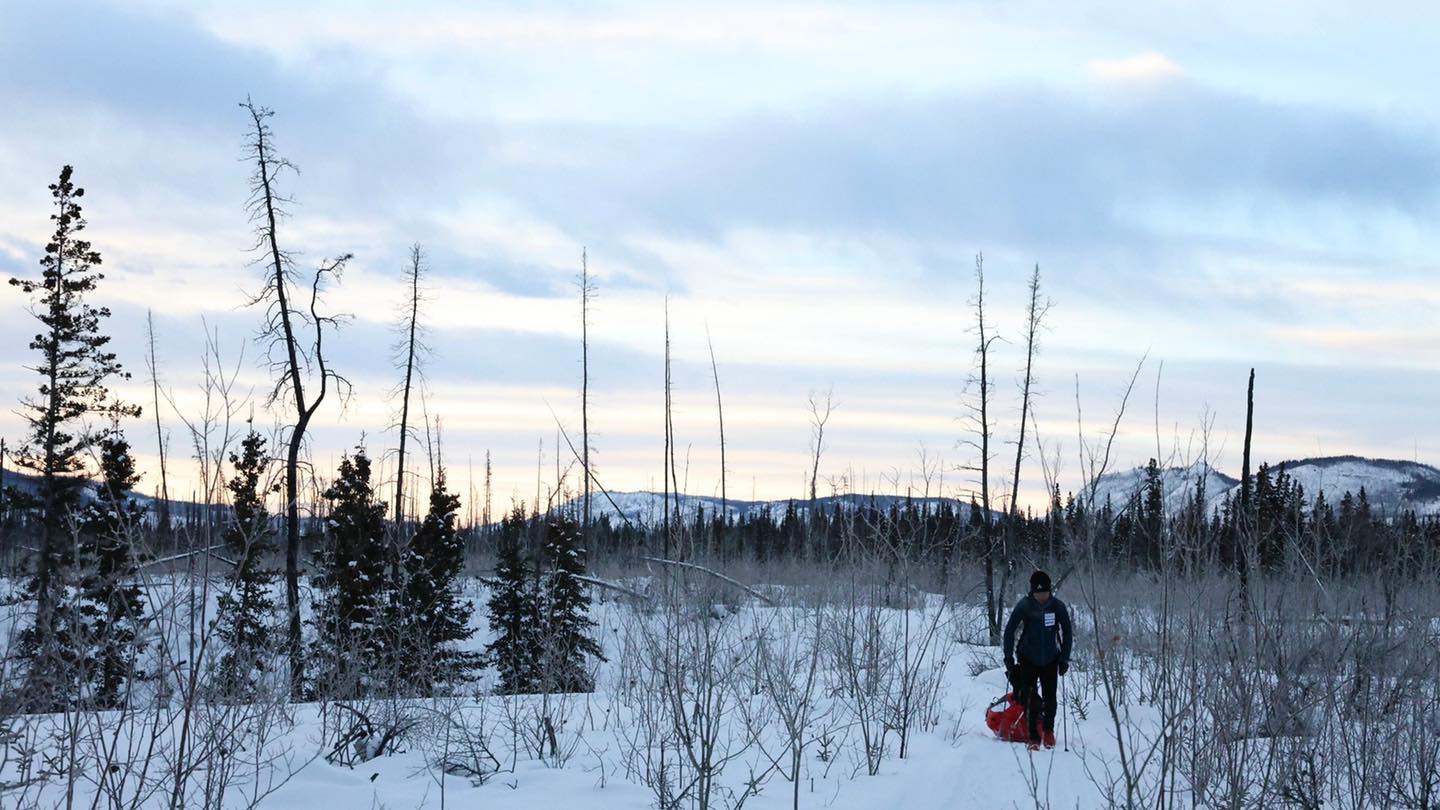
[985,692,1029,743]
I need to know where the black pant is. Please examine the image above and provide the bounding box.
[1014,659,1058,741]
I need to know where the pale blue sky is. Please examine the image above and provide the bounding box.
[1,0,1437,511]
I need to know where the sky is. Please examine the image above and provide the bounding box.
[0,0,1437,516]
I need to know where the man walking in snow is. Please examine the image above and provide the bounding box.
[1003,570,1072,751]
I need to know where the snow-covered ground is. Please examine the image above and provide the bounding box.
[0,576,1139,809]
[173,664,1107,810]
[14,569,1431,809]
[261,674,1105,810]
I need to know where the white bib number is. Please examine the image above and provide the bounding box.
[1044,612,1056,628]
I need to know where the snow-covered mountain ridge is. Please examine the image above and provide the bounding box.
[577,456,1440,527]
[1090,455,1440,517]
[7,455,1437,524]
[562,491,981,528]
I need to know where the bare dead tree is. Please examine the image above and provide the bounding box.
[392,243,429,534]
[535,438,544,516]
[807,388,835,512]
[483,450,493,528]
[994,264,1051,615]
[663,299,674,558]
[241,98,353,696]
[423,401,440,490]
[706,325,727,519]
[1241,369,1255,515]
[1238,367,1256,613]
[0,437,6,555]
[145,310,172,545]
[579,249,596,532]
[1008,265,1050,517]
[959,253,1003,643]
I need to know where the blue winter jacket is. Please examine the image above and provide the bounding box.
[1003,595,1072,667]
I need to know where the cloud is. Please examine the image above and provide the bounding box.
[1088,51,1184,83]
[0,0,482,236]
[475,81,1440,310]
[7,1,1437,306]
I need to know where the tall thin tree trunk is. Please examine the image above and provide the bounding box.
[1009,266,1047,520]
[394,244,424,582]
[580,249,593,532]
[252,109,309,696]
[244,100,348,697]
[973,254,999,644]
[706,328,726,519]
[484,450,493,527]
[668,335,680,558]
[663,299,673,559]
[1241,368,1254,514]
[145,311,172,548]
[809,422,821,507]
[0,438,6,561]
[1239,367,1255,613]
[1000,266,1047,605]
[466,454,474,531]
[283,425,306,694]
[807,390,834,534]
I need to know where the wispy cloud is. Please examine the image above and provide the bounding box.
[1088,51,1183,83]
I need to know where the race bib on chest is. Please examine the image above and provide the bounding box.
[1044,612,1056,627]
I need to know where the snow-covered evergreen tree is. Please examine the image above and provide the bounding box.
[78,429,148,708]
[310,446,388,699]
[485,506,543,694]
[9,166,139,710]
[396,469,481,693]
[537,518,604,693]
[215,428,279,696]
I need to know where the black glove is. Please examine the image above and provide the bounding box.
[1058,661,1069,677]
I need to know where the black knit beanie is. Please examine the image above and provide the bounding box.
[1030,570,1052,594]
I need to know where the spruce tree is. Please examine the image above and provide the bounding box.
[485,506,543,694]
[78,428,149,708]
[397,469,481,693]
[1140,458,1164,567]
[9,166,138,709]
[215,429,279,696]
[537,518,604,693]
[310,446,388,698]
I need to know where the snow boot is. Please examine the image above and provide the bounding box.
[1043,731,1056,749]
[1027,740,1041,752]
